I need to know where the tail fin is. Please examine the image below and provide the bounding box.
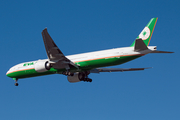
[130,18,158,47]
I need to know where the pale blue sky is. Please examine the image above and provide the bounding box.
[1,0,180,119]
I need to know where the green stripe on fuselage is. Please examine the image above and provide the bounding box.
[7,68,57,79]
[77,55,142,69]
[7,55,142,79]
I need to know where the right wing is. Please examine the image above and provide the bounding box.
[41,28,78,69]
[90,67,151,73]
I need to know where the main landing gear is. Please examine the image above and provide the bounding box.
[78,71,92,82]
[82,78,92,82]
[64,70,93,83]
[62,71,74,76]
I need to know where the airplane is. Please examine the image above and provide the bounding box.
[6,18,173,86]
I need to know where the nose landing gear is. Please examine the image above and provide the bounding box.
[15,82,19,86]
[13,78,19,86]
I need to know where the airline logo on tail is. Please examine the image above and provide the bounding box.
[139,27,150,40]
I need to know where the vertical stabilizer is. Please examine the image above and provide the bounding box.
[131,18,158,47]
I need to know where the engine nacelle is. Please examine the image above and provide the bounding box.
[34,60,51,72]
[67,72,85,83]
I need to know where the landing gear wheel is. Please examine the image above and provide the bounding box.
[89,79,92,82]
[83,78,92,82]
[15,83,19,86]
[14,78,19,86]
[70,73,74,76]
[62,71,74,76]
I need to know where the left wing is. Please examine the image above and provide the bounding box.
[90,67,151,73]
[41,28,78,69]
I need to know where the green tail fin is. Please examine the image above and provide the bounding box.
[130,18,158,47]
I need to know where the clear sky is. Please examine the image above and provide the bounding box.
[1,0,180,120]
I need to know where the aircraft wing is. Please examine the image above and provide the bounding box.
[90,67,151,73]
[41,28,78,69]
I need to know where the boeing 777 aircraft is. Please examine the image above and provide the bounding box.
[6,18,173,86]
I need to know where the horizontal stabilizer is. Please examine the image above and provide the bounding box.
[134,38,148,51]
[90,67,152,73]
[151,50,174,53]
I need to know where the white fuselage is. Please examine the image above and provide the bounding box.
[6,46,156,75]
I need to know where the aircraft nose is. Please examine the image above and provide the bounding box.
[6,69,14,78]
[6,70,10,77]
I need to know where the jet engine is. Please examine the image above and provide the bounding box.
[34,60,51,72]
[67,72,92,83]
